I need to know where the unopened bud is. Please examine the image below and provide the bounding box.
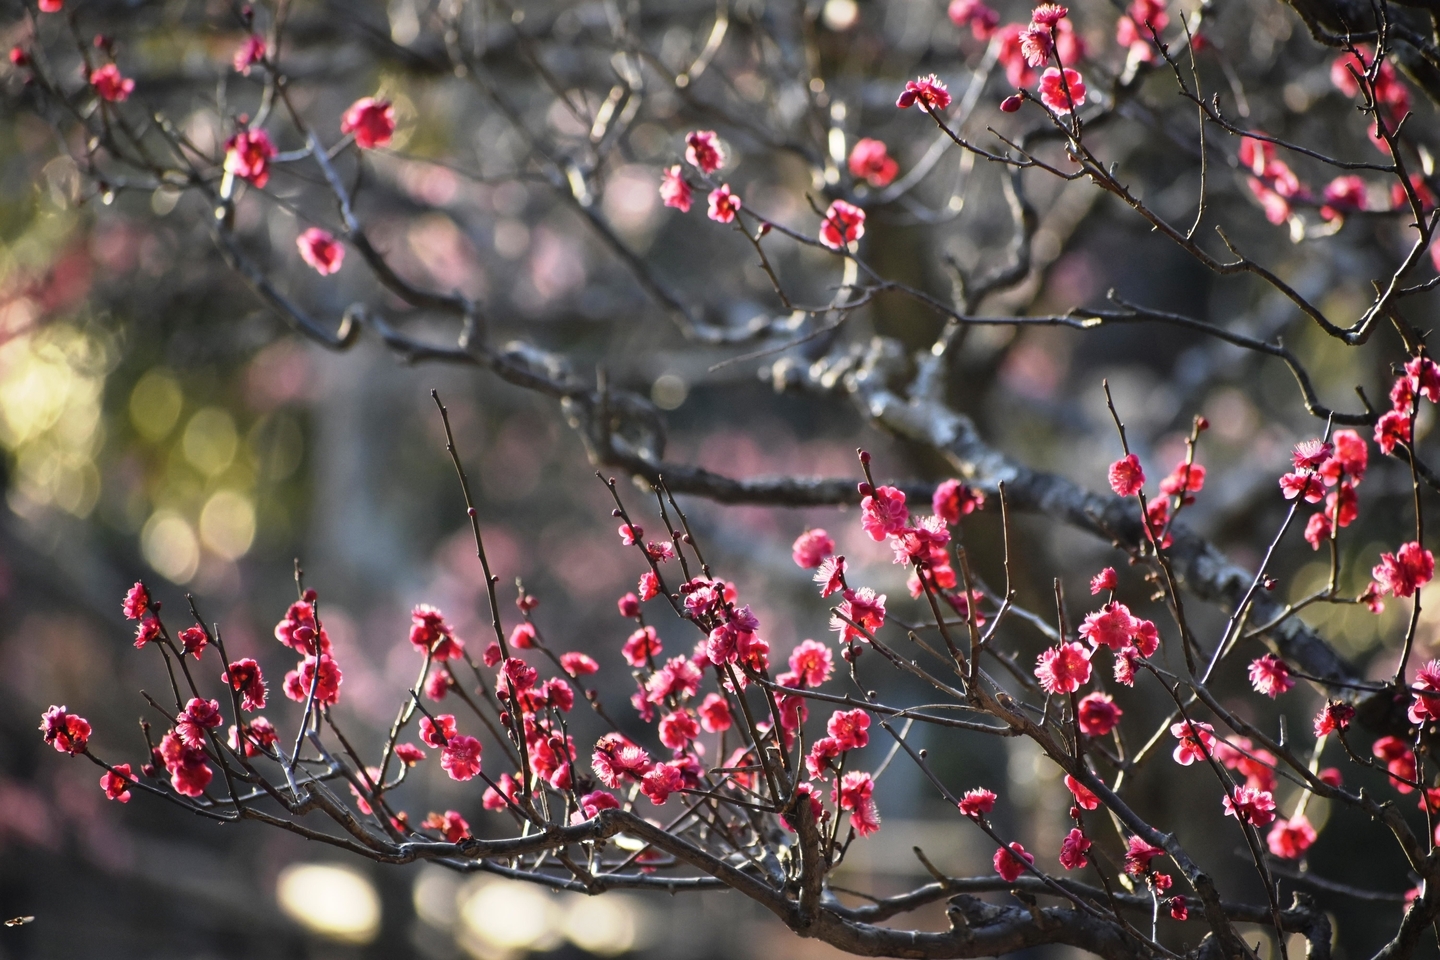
[1262,576,1277,591]
[999,94,1023,113]
[10,46,30,67]
[857,481,874,497]
[858,449,872,465]
[1195,415,1209,431]
[498,711,510,725]
[758,223,772,237]
[302,588,317,602]
[467,507,477,517]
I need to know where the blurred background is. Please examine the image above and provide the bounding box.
[0,0,1438,957]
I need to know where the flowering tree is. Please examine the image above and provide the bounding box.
[13,0,1440,956]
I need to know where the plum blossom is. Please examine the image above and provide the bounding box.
[222,658,267,711]
[441,735,482,781]
[660,165,692,212]
[932,478,984,523]
[1409,660,1440,724]
[122,582,150,620]
[860,485,908,540]
[101,764,133,803]
[341,97,395,149]
[1124,835,1165,875]
[224,128,276,188]
[789,639,834,687]
[296,228,344,275]
[1247,654,1294,698]
[834,771,881,836]
[707,184,741,223]
[959,787,997,818]
[848,138,899,187]
[1059,828,1091,869]
[1038,68,1086,113]
[994,842,1034,882]
[1313,701,1354,737]
[623,627,662,667]
[1373,542,1434,598]
[1035,642,1091,694]
[828,709,871,750]
[560,652,599,676]
[685,131,724,173]
[283,654,342,705]
[792,529,835,568]
[815,556,847,597]
[233,34,266,74]
[832,587,886,642]
[1267,816,1317,858]
[948,0,999,39]
[40,705,90,755]
[1089,568,1118,594]
[1170,721,1215,765]
[1077,692,1122,736]
[1108,454,1144,496]
[896,74,951,111]
[90,64,134,102]
[1222,785,1277,826]
[819,200,866,250]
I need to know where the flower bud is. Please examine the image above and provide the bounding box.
[1000,94,1024,113]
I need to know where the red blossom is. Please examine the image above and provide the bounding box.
[959,787,997,818]
[832,587,886,642]
[38,0,62,11]
[1124,835,1165,875]
[178,625,208,660]
[1078,601,1138,650]
[1032,3,1069,26]
[792,529,835,569]
[848,138,900,188]
[122,581,150,620]
[229,717,277,757]
[806,737,843,780]
[1077,692,1123,736]
[395,742,426,765]
[827,709,871,750]
[994,842,1034,882]
[1292,438,1333,470]
[101,764,133,803]
[860,485,908,540]
[441,734,482,781]
[623,626,662,667]
[90,64,135,102]
[659,165,692,212]
[1408,356,1440,403]
[932,478,984,523]
[1059,828,1091,870]
[1312,700,1354,737]
[560,651,599,676]
[1409,659,1440,723]
[1037,67,1086,113]
[1267,816,1317,859]
[619,522,643,544]
[1020,26,1054,68]
[1247,654,1293,698]
[283,654,342,705]
[419,714,456,748]
[948,0,999,39]
[222,658,267,711]
[1222,785,1277,826]
[1303,511,1332,550]
[1065,773,1100,810]
[574,790,620,822]
[815,556,847,597]
[1169,897,1188,921]
[684,131,725,174]
[509,622,536,649]
[659,710,700,750]
[617,592,641,618]
[275,600,331,655]
[592,733,654,787]
[707,184,741,224]
[160,730,212,797]
[1170,721,1215,765]
[1035,641,1091,694]
[1373,541,1434,597]
[423,810,471,843]
[233,34,266,74]
[1159,460,1206,498]
[819,200,866,249]
[1375,409,1411,454]
[1089,567,1118,594]
[698,692,732,732]
[640,761,685,804]
[40,705,90,755]
[341,97,395,149]
[224,128,276,188]
[896,74,951,111]
[134,618,160,649]
[177,698,223,747]
[1279,471,1324,503]
[788,639,834,687]
[296,228,345,275]
[834,771,881,836]
[1108,454,1145,496]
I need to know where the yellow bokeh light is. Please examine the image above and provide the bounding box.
[563,895,642,956]
[458,878,562,955]
[182,407,238,476]
[275,862,381,944]
[129,368,183,441]
[141,510,200,583]
[199,489,255,560]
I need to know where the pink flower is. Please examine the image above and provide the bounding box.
[177,625,208,660]
[685,131,725,174]
[1035,641,1091,694]
[282,654,342,705]
[40,706,90,755]
[1279,471,1324,503]
[896,74,952,111]
[1303,511,1332,550]
[792,529,836,568]
[659,710,700,750]
[341,97,395,149]
[1159,461,1206,497]
[296,227,345,275]
[395,742,426,765]
[932,478,984,523]
[1322,429,1368,483]
[441,734,482,781]
[861,485,908,540]
[1089,568,1118,594]
[1124,835,1165,875]
[948,0,999,39]
[1222,785,1277,826]
[1375,409,1411,454]
[133,618,160,649]
[834,771,881,836]
[1032,3,1069,25]
[233,34,266,74]
[122,581,150,620]
[659,165,692,212]
[645,655,703,703]
[1266,816,1317,858]
[224,128,277,188]
[101,764,133,803]
[828,709,871,750]
[38,0,63,11]
[560,651,599,676]
[832,587,886,641]
[815,556,847,597]
[1169,897,1188,921]
[698,692,732,733]
[1409,659,1440,724]
[1038,67,1086,113]
[807,737,843,780]
[619,522,643,544]
[819,200,866,250]
[574,790,620,822]
[176,698,223,747]
[1078,601,1138,650]
[1322,175,1367,217]
[1313,700,1354,737]
[1065,773,1100,810]
[1373,541,1435,597]
[509,622,536,649]
[1108,454,1144,496]
[1408,356,1440,403]
[423,810,471,843]
[1247,654,1294,698]
[1077,692,1123,736]
[622,626,662,667]
[994,842,1034,882]
[160,731,212,797]
[617,592,641,618]
[90,64,135,102]
[222,658,267,712]
[1059,828,1091,869]
[959,787,997,818]
[420,714,457,748]
[1020,26,1054,68]
[788,639,834,688]
[1170,720,1214,765]
[707,184,741,223]
[848,138,899,187]
[1116,0,1169,52]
